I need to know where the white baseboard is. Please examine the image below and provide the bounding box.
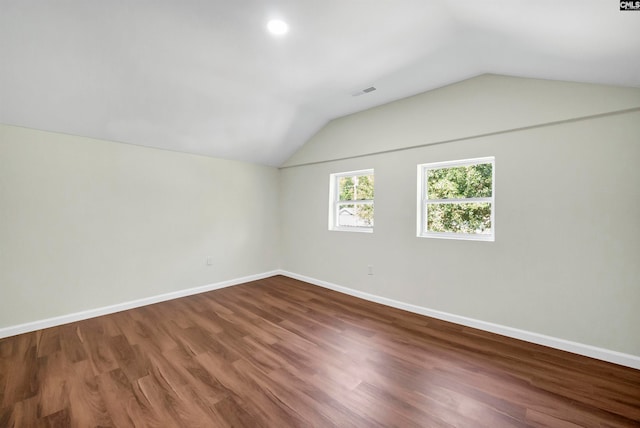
[0,270,280,340]
[277,270,640,370]
[3,269,638,370]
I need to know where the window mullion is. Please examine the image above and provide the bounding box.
[425,197,492,204]
[338,199,373,205]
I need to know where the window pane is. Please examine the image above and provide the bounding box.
[426,202,492,234]
[427,163,492,199]
[339,175,374,201]
[338,177,354,201]
[355,175,374,200]
[337,203,374,227]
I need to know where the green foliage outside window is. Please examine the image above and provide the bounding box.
[426,163,492,234]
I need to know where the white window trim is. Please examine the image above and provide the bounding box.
[417,157,495,241]
[329,169,374,233]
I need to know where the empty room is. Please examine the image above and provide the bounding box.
[1,1,639,427]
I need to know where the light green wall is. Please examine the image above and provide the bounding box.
[284,74,640,167]
[280,76,640,356]
[0,125,280,328]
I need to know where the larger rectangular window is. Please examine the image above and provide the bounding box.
[417,157,494,241]
[329,169,374,232]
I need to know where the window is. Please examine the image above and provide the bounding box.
[329,169,374,232]
[417,157,494,241]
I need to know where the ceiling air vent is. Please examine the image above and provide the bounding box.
[352,86,377,97]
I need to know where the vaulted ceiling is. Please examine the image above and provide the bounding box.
[1,1,639,166]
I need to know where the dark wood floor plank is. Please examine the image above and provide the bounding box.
[1,275,639,427]
[1,333,39,407]
[39,407,71,428]
[5,395,39,428]
[232,358,338,426]
[58,325,87,364]
[213,395,263,428]
[65,359,113,427]
[195,350,308,427]
[35,351,70,419]
[266,365,377,427]
[0,406,11,428]
[181,308,224,335]
[35,328,61,359]
[96,367,158,427]
[107,334,150,384]
[162,345,229,407]
[77,318,119,376]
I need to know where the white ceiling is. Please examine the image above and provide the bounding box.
[1,1,639,166]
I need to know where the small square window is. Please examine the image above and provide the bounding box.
[329,169,374,232]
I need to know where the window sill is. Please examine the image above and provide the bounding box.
[418,232,494,241]
[330,227,373,234]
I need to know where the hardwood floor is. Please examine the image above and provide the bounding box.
[1,275,639,427]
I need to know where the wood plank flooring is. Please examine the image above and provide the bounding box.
[1,275,639,427]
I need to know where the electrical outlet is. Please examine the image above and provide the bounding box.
[206,256,213,266]
[367,265,373,275]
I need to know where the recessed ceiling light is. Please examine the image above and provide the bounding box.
[267,19,289,35]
